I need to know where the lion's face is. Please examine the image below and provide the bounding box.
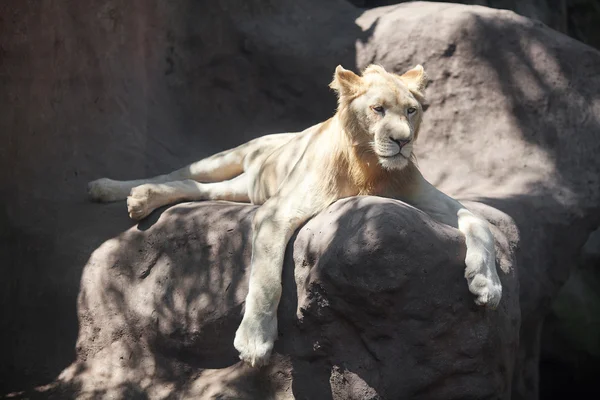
[331,64,427,171]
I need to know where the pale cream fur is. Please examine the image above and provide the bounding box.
[88,64,502,367]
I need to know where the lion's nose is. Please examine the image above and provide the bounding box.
[390,137,410,149]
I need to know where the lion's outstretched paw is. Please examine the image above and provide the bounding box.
[127,185,158,220]
[88,178,126,202]
[234,312,277,368]
[468,274,502,309]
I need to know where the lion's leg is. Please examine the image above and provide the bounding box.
[127,174,250,220]
[233,201,303,367]
[88,133,295,203]
[233,182,328,367]
[456,208,502,308]
[412,181,502,309]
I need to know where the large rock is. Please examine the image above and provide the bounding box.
[57,198,519,399]
[351,5,600,398]
[2,0,600,399]
[350,0,600,50]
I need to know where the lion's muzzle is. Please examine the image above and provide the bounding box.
[389,137,410,150]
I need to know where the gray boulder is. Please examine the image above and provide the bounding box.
[59,198,519,399]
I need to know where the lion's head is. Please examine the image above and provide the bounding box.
[330,64,428,171]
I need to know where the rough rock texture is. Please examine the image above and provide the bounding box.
[2,0,600,399]
[352,5,600,398]
[349,0,600,50]
[57,198,519,399]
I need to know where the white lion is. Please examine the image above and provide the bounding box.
[88,64,502,367]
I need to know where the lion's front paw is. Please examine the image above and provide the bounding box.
[234,312,277,368]
[468,274,502,309]
[127,185,158,220]
[88,178,126,202]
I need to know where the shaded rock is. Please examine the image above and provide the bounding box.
[58,197,519,399]
[539,263,600,399]
[582,227,600,265]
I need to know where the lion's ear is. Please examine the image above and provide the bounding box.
[330,65,362,97]
[398,65,428,94]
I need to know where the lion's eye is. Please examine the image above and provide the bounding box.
[372,105,384,114]
[407,107,417,115]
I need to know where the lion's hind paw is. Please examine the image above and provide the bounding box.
[126,185,157,220]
